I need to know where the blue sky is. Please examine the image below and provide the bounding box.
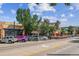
[0,3,79,27]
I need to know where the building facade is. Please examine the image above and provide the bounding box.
[0,22,23,39]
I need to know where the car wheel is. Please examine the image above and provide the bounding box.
[8,40,13,44]
[43,38,46,40]
[22,39,26,42]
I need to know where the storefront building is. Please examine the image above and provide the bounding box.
[0,22,23,38]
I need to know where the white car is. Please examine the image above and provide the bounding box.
[40,36,48,40]
[28,35,48,41]
[1,36,17,44]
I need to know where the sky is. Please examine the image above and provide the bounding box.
[0,3,79,27]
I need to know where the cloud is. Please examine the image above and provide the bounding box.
[28,3,37,12]
[59,18,68,27]
[71,3,79,10]
[28,3,56,16]
[60,22,68,27]
[69,13,74,17]
[42,15,69,27]
[42,16,58,22]
[60,18,68,22]
[11,9,16,14]
[61,14,66,18]
[0,16,16,22]
[0,4,4,14]
[0,3,3,9]
[69,6,74,10]
[59,14,68,22]
[0,9,4,14]
[42,15,68,22]
[38,4,56,13]
[32,12,42,16]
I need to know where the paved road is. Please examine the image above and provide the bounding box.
[0,38,70,56]
[0,39,65,51]
[47,37,79,56]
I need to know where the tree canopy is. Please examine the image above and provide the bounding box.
[16,8,41,34]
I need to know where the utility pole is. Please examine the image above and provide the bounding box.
[14,21,15,37]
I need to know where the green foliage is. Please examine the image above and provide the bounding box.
[54,20,60,30]
[68,26,74,35]
[16,8,61,35]
[32,14,40,31]
[16,8,41,34]
[16,8,24,23]
[61,28,68,35]
[17,8,32,34]
[40,19,50,35]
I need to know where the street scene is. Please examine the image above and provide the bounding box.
[0,37,78,56]
[0,3,79,56]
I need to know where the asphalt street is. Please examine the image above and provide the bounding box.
[0,37,78,56]
[47,37,79,56]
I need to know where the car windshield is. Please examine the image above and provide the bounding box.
[4,36,13,39]
[3,37,9,39]
[32,34,38,36]
[9,37,12,38]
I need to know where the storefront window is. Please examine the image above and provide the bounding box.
[5,29,23,37]
[5,29,14,36]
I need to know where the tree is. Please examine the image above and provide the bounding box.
[76,27,79,34]
[40,19,50,36]
[32,14,42,31]
[16,8,41,35]
[49,24,55,36]
[61,28,68,35]
[68,26,74,35]
[16,8,33,34]
[32,14,38,31]
[54,20,60,30]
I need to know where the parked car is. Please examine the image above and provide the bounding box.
[16,35,28,42]
[1,36,17,44]
[28,35,39,41]
[40,36,48,40]
[28,35,48,41]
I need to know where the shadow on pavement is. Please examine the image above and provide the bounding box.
[70,40,79,43]
[47,54,79,56]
